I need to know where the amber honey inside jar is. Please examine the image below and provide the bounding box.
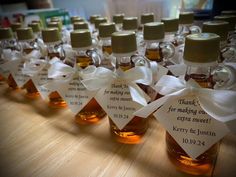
[42,28,67,107]
[166,33,221,175]
[109,31,149,144]
[71,29,106,124]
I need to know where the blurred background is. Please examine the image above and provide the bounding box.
[0,0,235,27]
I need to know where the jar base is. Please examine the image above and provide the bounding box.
[167,149,215,176]
[48,101,67,108]
[110,130,145,144]
[75,111,106,125]
[25,92,40,99]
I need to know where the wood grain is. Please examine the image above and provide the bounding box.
[0,84,235,177]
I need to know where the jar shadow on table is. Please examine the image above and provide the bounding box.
[51,115,180,177]
[0,85,64,118]
[1,85,35,104]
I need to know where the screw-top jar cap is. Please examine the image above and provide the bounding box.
[161,17,179,32]
[11,22,22,32]
[214,15,236,31]
[42,28,61,43]
[47,21,62,32]
[0,28,13,40]
[51,16,61,22]
[141,13,154,24]
[28,23,41,33]
[202,21,229,41]
[221,10,236,15]
[90,15,101,24]
[113,14,124,24]
[179,12,194,24]
[184,33,220,64]
[70,30,92,48]
[71,16,83,23]
[112,31,137,54]
[73,22,89,30]
[94,17,107,29]
[32,20,43,27]
[16,27,34,41]
[99,22,116,38]
[143,22,164,40]
[123,17,138,30]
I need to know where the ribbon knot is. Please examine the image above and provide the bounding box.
[82,66,152,106]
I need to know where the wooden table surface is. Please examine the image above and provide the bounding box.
[0,84,235,177]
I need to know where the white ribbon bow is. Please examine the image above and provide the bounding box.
[135,75,236,122]
[82,66,152,106]
[47,60,97,83]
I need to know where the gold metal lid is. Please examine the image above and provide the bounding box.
[184,33,220,63]
[202,21,229,41]
[94,17,107,29]
[214,15,236,31]
[42,28,61,43]
[113,14,125,24]
[11,22,22,32]
[70,30,92,48]
[141,13,154,24]
[143,22,164,40]
[51,16,62,22]
[28,23,41,33]
[99,22,116,38]
[122,17,138,30]
[70,16,83,23]
[90,15,101,24]
[16,27,34,41]
[161,17,179,32]
[112,31,137,53]
[179,12,194,24]
[73,22,89,30]
[31,20,43,27]
[47,21,62,32]
[0,28,13,40]
[221,10,236,15]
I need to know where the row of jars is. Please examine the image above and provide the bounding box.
[0,10,236,176]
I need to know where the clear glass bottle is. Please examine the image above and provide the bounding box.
[144,22,175,65]
[0,28,18,87]
[161,18,183,46]
[28,22,42,39]
[16,27,40,98]
[113,14,124,31]
[214,15,236,46]
[98,22,116,70]
[110,31,149,144]
[140,13,154,30]
[202,20,231,62]
[89,14,101,33]
[42,28,67,108]
[178,12,201,37]
[70,29,106,124]
[94,17,107,36]
[10,22,22,38]
[166,33,221,175]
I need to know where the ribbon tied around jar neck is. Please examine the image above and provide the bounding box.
[81,66,152,106]
[135,75,236,123]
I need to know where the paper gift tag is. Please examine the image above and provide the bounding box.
[32,67,52,100]
[0,60,11,78]
[154,95,229,159]
[95,79,143,130]
[57,77,97,114]
[10,59,31,87]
